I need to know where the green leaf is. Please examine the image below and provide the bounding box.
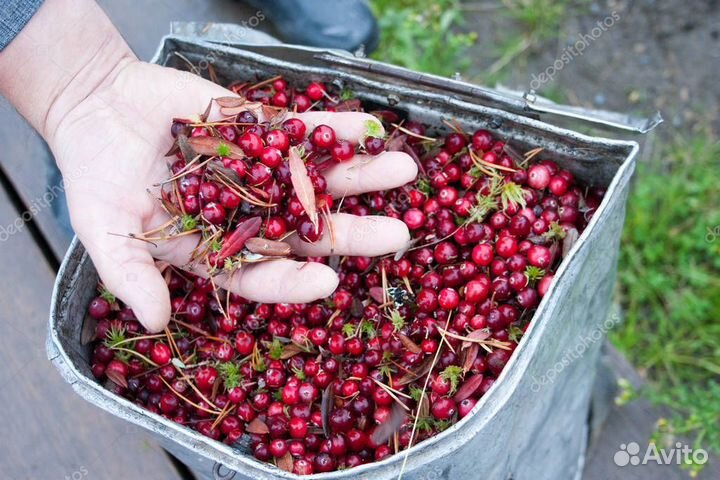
[524,266,546,284]
[216,142,232,157]
[440,365,464,394]
[364,119,383,140]
[340,87,354,101]
[500,181,527,211]
[99,288,116,304]
[104,326,126,348]
[410,386,424,402]
[268,338,284,360]
[389,309,405,331]
[217,362,243,390]
[181,214,197,232]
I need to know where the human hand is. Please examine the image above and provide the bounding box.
[51,61,418,332]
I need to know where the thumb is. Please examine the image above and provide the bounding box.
[75,212,171,333]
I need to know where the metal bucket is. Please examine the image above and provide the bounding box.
[48,33,652,480]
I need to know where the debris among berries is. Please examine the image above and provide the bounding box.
[88,76,605,475]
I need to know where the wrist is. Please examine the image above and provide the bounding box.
[0,0,136,142]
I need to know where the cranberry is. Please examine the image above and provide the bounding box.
[331,140,354,162]
[310,125,336,149]
[88,297,111,319]
[238,132,264,157]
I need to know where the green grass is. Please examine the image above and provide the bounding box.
[369,0,477,76]
[612,136,720,473]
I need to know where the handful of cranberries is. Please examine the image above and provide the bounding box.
[86,75,606,475]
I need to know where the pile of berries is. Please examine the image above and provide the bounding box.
[86,75,605,475]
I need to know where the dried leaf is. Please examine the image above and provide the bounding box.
[334,99,362,112]
[462,344,479,373]
[219,105,247,117]
[370,403,407,445]
[207,161,243,185]
[386,134,407,152]
[177,134,196,163]
[288,146,318,228]
[215,96,245,108]
[280,343,307,360]
[369,286,385,304]
[245,237,291,257]
[276,452,294,472]
[261,105,288,125]
[187,136,244,160]
[81,313,97,345]
[321,385,334,438]
[246,418,269,434]
[164,139,180,157]
[218,216,262,261]
[160,198,183,219]
[396,357,433,386]
[461,328,492,349]
[453,374,484,403]
[398,334,422,354]
[106,369,128,389]
[562,227,579,258]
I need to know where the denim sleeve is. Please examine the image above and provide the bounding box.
[1,0,44,51]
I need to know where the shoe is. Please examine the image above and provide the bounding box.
[246,0,379,53]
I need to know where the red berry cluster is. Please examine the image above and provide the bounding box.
[87,76,605,475]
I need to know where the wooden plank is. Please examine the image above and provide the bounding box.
[584,345,720,479]
[0,99,72,260]
[0,186,180,479]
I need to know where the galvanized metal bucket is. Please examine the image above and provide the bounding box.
[48,31,655,480]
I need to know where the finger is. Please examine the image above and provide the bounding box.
[323,151,418,197]
[74,212,171,333]
[295,111,384,144]
[285,213,410,257]
[203,260,338,303]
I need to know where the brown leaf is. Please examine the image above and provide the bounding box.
[164,139,180,157]
[334,99,362,112]
[461,328,492,349]
[215,96,245,108]
[369,286,385,304]
[245,237,291,256]
[562,227,579,258]
[280,343,307,360]
[81,313,97,345]
[177,134,196,163]
[453,374,484,403]
[261,105,288,125]
[219,105,247,117]
[207,161,243,185]
[187,136,244,160]
[370,403,407,445]
[246,418,269,434]
[321,385,334,438]
[399,334,422,354]
[462,343,479,373]
[386,134,407,152]
[276,452,294,472]
[288,146,318,229]
[160,198,183,219]
[106,368,128,389]
[218,216,262,261]
[396,357,433,386]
